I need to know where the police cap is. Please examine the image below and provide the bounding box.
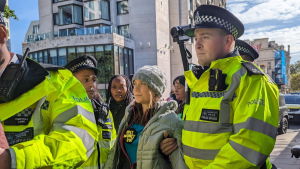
[0,0,6,26]
[235,39,259,61]
[65,54,100,75]
[185,5,244,40]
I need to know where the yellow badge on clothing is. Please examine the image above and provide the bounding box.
[123,128,137,144]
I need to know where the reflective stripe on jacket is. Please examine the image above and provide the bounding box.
[0,68,98,169]
[183,54,279,169]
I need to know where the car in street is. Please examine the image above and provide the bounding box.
[283,94,300,124]
[278,94,289,134]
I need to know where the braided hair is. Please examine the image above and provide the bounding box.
[106,75,133,106]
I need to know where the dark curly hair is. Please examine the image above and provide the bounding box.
[106,75,133,106]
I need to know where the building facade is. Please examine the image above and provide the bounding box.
[244,38,291,94]
[4,0,11,51]
[22,0,226,99]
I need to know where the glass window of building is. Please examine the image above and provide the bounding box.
[84,7,88,18]
[114,46,119,74]
[49,49,58,65]
[58,48,67,66]
[29,53,32,59]
[68,28,76,36]
[129,49,133,75]
[33,25,39,34]
[38,51,43,63]
[118,25,129,37]
[44,51,48,64]
[86,46,95,56]
[119,47,124,75]
[89,1,95,9]
[86,27,95,34]
[59,29,67,37]
[101,0,110,20]
[77,47,85,58]
[189,0,193,10]
[53,0,82,2]
[53,13,59,25]
[89,12,95,20]
[58,5,83,25]
[95,46,105,83]
[105,45,114,83]
[124,48,129,77]
[84,0,110,21]
[117,1,129,15]
[67,47,76,63]
[33,52,38,61]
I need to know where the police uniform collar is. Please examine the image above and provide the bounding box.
[224,49,240,58]
[185,5,244,40]
[209,50,240,69]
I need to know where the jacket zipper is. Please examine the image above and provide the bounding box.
[120,108,136,169]
[97,142,101,169]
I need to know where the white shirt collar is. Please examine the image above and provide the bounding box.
[0,54,18,78]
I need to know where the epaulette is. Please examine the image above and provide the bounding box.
[241,61,264,76]
[41,63,66,71]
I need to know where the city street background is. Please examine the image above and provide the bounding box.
[271,123,300,169]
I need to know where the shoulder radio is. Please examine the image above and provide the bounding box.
[0,48,30,103]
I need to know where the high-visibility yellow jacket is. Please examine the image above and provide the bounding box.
[183,52,279,169]
[84,107,117,169]
[0,60,98,169]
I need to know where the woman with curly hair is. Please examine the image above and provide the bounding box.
[106,75,134,132]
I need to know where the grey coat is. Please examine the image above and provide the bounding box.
[104,100,188,169]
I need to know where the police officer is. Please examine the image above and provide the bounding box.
[235,39,259,62]
[65,55,117,168]
[0,1,98,168]
[160,5,279,169]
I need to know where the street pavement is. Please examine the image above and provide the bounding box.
[270,123,300,169]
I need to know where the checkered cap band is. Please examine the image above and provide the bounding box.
[0,12,4,25]
[194,12,239,39]
[16,108,34,117]
[192,91,227,98]
[41,100,50,110]
[235,46,255,59]
[69,59,95,72]
[192,91,237,101]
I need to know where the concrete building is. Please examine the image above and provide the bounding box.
[244,38,291,94]
[22,0,226,99]
[4,0,11,51]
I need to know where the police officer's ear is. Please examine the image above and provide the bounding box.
[0,24,7,44]
[224,34,235,52]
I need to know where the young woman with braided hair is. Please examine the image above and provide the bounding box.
[104,66,187,169]
[106,75,134,132]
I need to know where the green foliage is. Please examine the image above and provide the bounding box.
[290,61,300,75]
[291,74,300,91]
[3,5,18,20]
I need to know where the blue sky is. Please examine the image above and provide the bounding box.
[8,0,300,64]
[9,0,39,55]
[227,0,300,64]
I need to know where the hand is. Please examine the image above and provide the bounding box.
[0,148,11,169]
[0,123,9,149]
[159,131,178,156]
